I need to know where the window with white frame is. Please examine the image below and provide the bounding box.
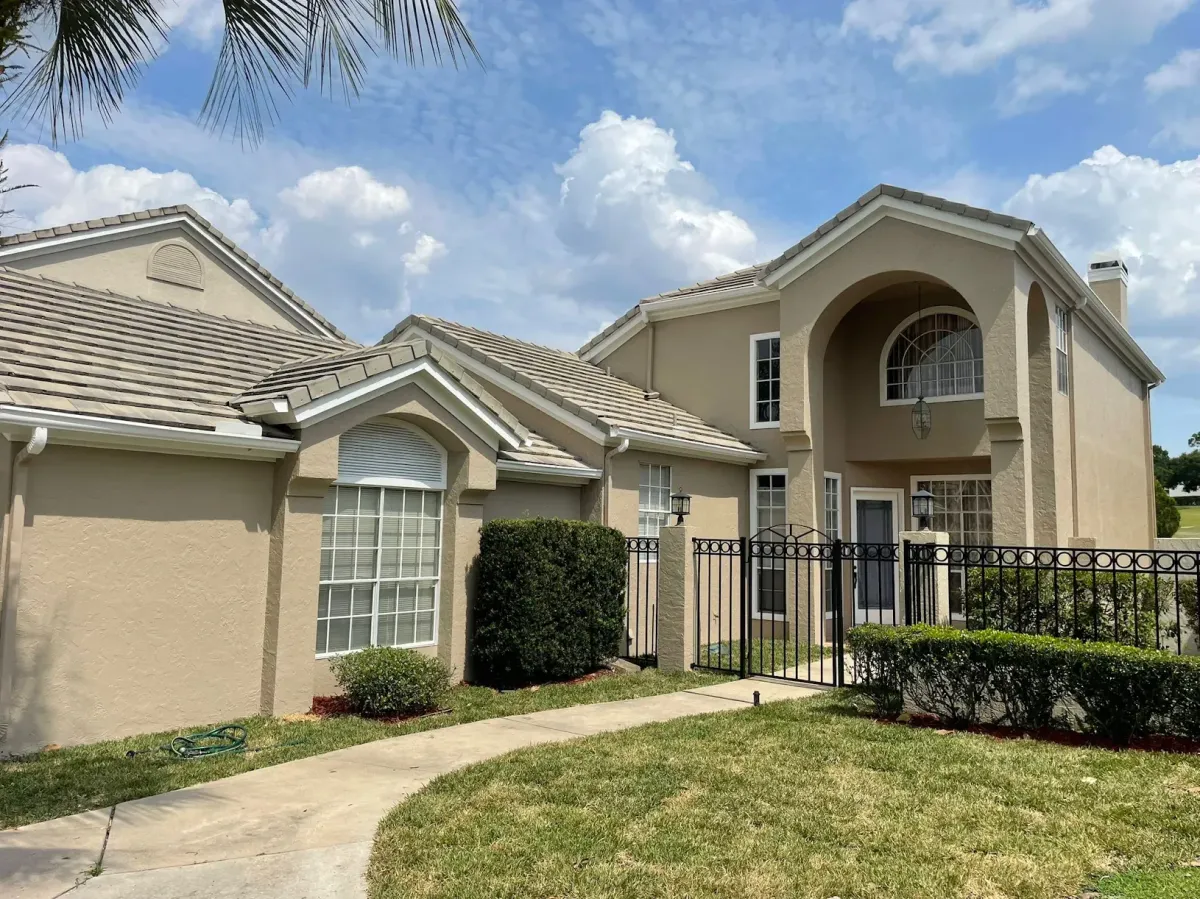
[823,474,841,615]
[317,485,442,655]
[638,464,672,537]
[753,472,787,616]
[1055,306,1071,396]
[913,477,992,617]
[884,311,983,402]
[751,333,781,426]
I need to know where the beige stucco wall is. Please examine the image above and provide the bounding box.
[5,445,274,753]
[6,227,305,332]
[608,450,746,540]
[1072,317,1154,548]
[483,480,583,522]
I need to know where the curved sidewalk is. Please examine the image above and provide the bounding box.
[2,678,818,899]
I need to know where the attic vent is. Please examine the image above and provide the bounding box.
[337,420,446,490]
[148,243,204,289]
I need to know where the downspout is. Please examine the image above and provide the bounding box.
[0,426,49,743]
[601,438,629,527]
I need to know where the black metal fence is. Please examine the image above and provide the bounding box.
[623,536,659,663]
[905,542,1200,655]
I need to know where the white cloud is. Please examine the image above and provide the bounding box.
[1145,48,1200,93]
[279,166,411,222]
[164,0,225,44]
[1005,146,1200,318]
[998,59,1089,116]
[2,143,262,242]
[843,0,1192,74]
[402,233,447,276]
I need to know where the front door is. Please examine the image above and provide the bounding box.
[852,490,899,625]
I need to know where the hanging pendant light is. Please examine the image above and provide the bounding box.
[911,283,933,441]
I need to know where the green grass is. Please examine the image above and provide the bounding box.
[1175,505,1200,538]
[0,668,729,829]
[369,691,1200,899]
[697,638,837,679]
[1096,868,1200,898]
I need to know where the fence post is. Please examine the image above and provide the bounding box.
[899,531,951,625]
[657,524,696,672]
[832,538,845,686]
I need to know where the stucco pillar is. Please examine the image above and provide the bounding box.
[987,418,1032,546]
[439,496,483,682]
[657,524,695,672]
[899,531,951,625]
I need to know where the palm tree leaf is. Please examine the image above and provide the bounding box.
[303,0,374,102]
[0,0,166,142]
[373,0,480,67]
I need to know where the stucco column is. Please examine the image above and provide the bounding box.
[657,524,695,672]
[987,419,1032,546]
[439,496,483,682]
[899,531,951,625]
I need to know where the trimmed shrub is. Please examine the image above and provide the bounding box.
[1061,641,1177,743]
[472,518,627,688]
[903,625,993,727]
[330,646,451,718]
[977,630,1067,730]
[847,624,908,719]
[1157,479,1181,538]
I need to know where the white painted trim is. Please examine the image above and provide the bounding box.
[0,405,298,460]
[749,467,788,621]
[0,214,341,339]
[579,312,648,362]
[1087,266,1128,285]
[496,459,603,483]
[612,427,767,463]
[749,331,781,430]
[849,487,903,626]
[823,471,842,620]
[878,305,984,407]
[339,418,449,490]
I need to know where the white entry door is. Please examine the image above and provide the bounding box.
[850,488,901,625]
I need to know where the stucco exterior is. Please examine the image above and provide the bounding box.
[484,480,582,522]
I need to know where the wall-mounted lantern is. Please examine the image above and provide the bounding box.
[911,488,934,531]
[670,490,692,526]
[912,397,932,440]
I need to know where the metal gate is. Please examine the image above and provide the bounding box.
[623,536,659,664]
[693,526,899,687]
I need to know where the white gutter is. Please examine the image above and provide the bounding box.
[496,459,603,481]
[0,407,299,460]
[0,427,48,743]
[602,438,630,526]
[611,427,768,463]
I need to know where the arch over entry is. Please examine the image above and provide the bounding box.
[880,306,984,404]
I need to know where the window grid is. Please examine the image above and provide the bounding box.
[1055,306,1071,396]
[755,472,787,616]
[915,478,993,618]
[823,475,840,615]
[753,335,781,424]
[638,464,672,537]
[316,485,441,655]
[885,312,984,401]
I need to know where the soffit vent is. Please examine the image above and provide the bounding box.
[148,243,204,290]
[337,421,446,490]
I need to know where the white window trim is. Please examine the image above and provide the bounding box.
[1055,306,1071,397]
[749,467,788,620]
[849,487,903,627]
[638,463,673,539]
[823,471,842,620]
[315,480,445,659]
[908,474,993,623]
[878,306,985,407]
[749,331,782,430]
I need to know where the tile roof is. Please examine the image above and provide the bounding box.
[387,315,762,457]
[0,205,348,340]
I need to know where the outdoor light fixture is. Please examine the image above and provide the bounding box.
[670,490,692,526]
[911,488,934,531]
[911,397,932,440]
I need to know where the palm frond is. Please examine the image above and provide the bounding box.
[0,0,165,142]
[303,0,373,103]
[373,0,480,68]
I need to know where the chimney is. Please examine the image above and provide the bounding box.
[1087,251,1128,326]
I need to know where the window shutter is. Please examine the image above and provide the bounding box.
[337,421,446,489]
[148,243,204,289]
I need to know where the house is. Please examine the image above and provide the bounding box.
[0,186,1163,752]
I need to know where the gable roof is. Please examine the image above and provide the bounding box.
[0,205,347,340]
[385,315,765,462]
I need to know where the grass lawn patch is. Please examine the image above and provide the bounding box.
[1095,867,1200,898]
[0,668,728,829]
[697,638,837,679]
[370,691,1200,899]
[1175,505,1200,538]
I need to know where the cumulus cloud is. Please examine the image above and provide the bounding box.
[279,166,411,221]
[1145,48,1200,93]
[2,143,262,241]
[998,59,1089,116]
[402,233,447,276]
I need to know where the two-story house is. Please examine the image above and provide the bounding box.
[0,185,1162,752]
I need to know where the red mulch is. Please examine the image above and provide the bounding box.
[882,713,1200,755]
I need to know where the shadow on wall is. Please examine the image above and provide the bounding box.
[4,597,77,756]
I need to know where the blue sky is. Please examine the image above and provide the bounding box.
[6,0,1200,451]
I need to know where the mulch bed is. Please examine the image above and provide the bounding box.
[309,695,451,725]
[885,713,1200,755]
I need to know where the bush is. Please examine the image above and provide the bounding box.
[1157,479,1181,538]
[330,646,451,718]
[472,518,627,688]
[846,625,1200,744]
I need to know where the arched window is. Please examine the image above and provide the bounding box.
[882,309,983,402]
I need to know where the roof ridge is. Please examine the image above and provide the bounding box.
[411,314,586,360]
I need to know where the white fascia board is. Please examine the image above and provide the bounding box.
[283,359,523,450]
[496,459,603,484]
[0,406,298,460]
[579,309,648,362]
[394,326,614,445]
[612,427,766,464]
[762,196,1025,289]
[0,215,340,339]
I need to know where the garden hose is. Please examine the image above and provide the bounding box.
[124,724,302,761]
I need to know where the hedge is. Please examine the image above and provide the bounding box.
[847,624,1200,744]
[330,646,451,718]
[472,518,627,688]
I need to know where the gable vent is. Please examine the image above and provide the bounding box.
[337,421,446,489]
[148,243,204,289]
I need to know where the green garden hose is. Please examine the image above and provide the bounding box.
[164,724,248,760]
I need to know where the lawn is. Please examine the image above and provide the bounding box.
[369,691,1200,899]
[1175,505,1200,538]
[1095,868,1200,898]
[0,668,729,829]
[698,638,838,681]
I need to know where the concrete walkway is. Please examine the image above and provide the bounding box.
[1,678,818,899]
